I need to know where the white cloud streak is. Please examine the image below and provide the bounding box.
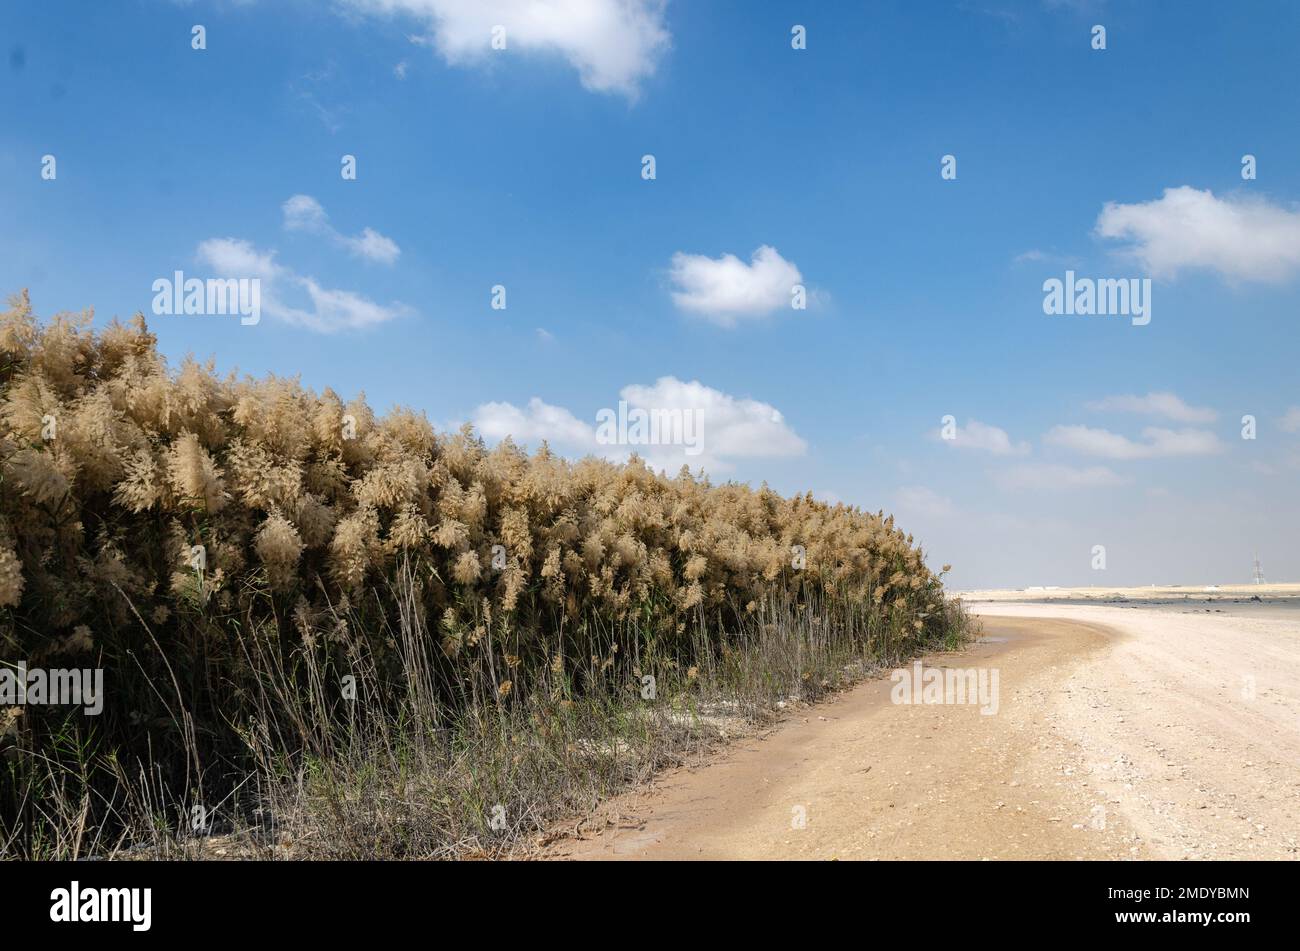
[196,238,409,333]
[1085,391,1218,424]
[994,463,1127,491]
[942,419,1031,456]
[1044,424,1224,460]
[282,194,401,265]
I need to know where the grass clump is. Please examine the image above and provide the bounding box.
[0,291,974,858]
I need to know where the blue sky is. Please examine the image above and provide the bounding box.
[3,0,1299,588]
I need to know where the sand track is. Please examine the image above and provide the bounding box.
[544,605,1300,860]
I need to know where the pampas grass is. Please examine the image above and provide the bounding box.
[0,291,972,858]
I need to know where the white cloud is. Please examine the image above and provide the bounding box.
[1096,186,1300,282]
[1085,391,1217,424]
[196,237,281,282]
[282,194,401,265]
[347,227,402,265]
[342,0,671,98]
[282,194,329,233]
[942,419,1030,456]
[668,245,803,325]
[470,376,806,473]
[621,377,806,460]
[1012,248,1081,267]
[1280,407,1300,433]
[196,237,409,333]
[281,278,408,331]
[894,486,954,518]
[1044,424,1224,460]
[994,463,1127,491]
[473,397,594,447]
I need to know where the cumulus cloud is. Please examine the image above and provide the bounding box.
[1044,424,1224,460]
[621,377,806,459]
[197,238,409,333]
[668,245,803,325]
[941,419,1030,456]
[473,397,594,447]
[342,0,671,98]
[993,463,1127,491]
[470,376,806,473]
[282,194,401,265]
[1096,186,1300,282]
[1280,407,1300,433]
[1085,391,1217,424]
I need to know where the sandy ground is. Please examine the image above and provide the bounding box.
[542,603,1300,860]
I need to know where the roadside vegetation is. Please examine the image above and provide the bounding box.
[0,291,974,859]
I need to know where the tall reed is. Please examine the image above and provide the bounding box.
[0,292,973,858]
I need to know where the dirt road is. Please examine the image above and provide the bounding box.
[544,604,1300,860]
